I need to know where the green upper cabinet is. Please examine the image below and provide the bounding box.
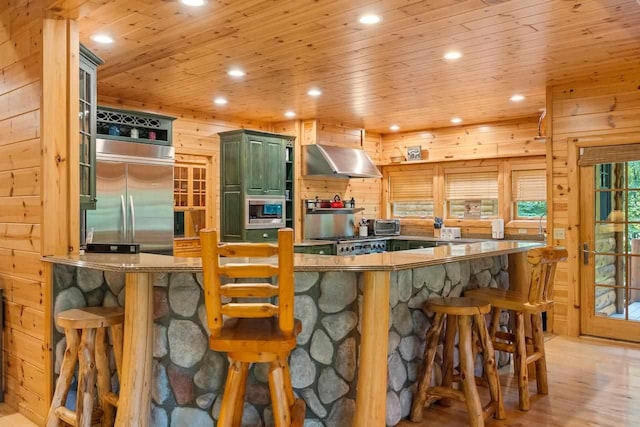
[264,138,286,195]
[79,45,103,210]
[245,137,266,195]
[242,134,287,196]
[219,129,295,241]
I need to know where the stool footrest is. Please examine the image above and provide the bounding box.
[427,386,465,402]
[526,351,543,365]
[54,407,77,426]
[104,391,119,407]
[493,341,515,353]
[54,406,103,426]
[482,401,498,419]
[494,330,514,342]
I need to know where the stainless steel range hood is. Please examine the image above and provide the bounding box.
[302,144,382,179]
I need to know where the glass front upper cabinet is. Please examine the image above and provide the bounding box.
[79,45,103,210]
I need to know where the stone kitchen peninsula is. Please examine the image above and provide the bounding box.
[43,240,540,427]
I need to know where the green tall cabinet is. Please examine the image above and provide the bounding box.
[219,129,295,242]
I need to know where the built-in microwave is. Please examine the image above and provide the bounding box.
[245,196,286,229]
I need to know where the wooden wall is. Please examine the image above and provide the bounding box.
[380,116,543,165]
[549,68,640,336]
[0,2,46,423]
[99,97,272,231]
[272,120,383,241]
[380,117,547,238]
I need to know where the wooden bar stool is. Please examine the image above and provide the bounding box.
[200,228,305,427]
[410,297,505,427]
[46,306,124,427]
[465,247,567,411]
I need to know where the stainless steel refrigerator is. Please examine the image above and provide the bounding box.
[86,139,175,254]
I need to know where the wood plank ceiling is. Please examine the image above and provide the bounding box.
[72,0,640,133]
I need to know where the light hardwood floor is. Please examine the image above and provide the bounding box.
[0,404,36,427]
[1,336,639,426]
[400,335,640,427]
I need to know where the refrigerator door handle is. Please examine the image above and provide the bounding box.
[129,195,136,241]
[120,194,127,240]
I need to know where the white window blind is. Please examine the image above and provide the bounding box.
[445,171,499,200]
[512,169,546,201]
[390,173,433,201]
[389,172,434,217]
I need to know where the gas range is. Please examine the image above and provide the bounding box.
[320,236,388,255]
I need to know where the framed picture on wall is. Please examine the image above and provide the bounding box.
[407,146,422,161]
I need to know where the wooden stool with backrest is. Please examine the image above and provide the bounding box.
[410,297,505,427]
[46,306,124,427]
[200,228,305,427]
[465,247,568,411]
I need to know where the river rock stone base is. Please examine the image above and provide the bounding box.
[385,256,510,426]
[54,266,361,427]
[53,256,509,427]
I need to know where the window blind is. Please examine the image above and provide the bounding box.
[445,171,498,200]
[389,172,434,201]
[512,169,546,201]
[579,144,640,166]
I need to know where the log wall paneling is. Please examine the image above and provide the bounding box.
[380,117,547,238]
[549,69,640,336]
[380,117,544,165]
[0,3,47,423]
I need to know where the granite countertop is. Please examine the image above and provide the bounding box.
[42,240,542,273]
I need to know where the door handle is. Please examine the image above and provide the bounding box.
[120,195,127,240]
[583,242,590,265]
[129,195,136,242]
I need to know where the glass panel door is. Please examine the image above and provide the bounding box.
[581,159,640,341]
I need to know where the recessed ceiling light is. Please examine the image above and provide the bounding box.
[359,14,381,25]
[181,0,206,6]
[284,111,296,118]
[510,94,525,102]
[443,51,462,60]
[307,88,322,97]
[214,97,228,105]
[389,124,400,132]
[451,117,463,124]
[90,34,114,44]
[228,69,245,78]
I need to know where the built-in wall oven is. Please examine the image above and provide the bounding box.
[245,196,286,229]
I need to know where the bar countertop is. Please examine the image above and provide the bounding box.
[42,240,542,272]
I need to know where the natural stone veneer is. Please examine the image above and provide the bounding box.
[384,256,511,426]
[52,254,510,427]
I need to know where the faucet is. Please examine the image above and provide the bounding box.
[538,213,547,239]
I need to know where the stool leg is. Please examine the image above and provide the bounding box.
[269,358,292,427]
[46,329,80,427]
[218,360,249,427]
[489,307,500,340]
[439,314,457,407]
[514,311,530,411]
[410,312,445,422]
[95,328,114,427]
[278,354,295,407]
[459,315,483,427]
[77,328,97,427]
[474,314,505,420]
[109,323,124,380]
[532,312,549,395]
[231,361,249,427]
